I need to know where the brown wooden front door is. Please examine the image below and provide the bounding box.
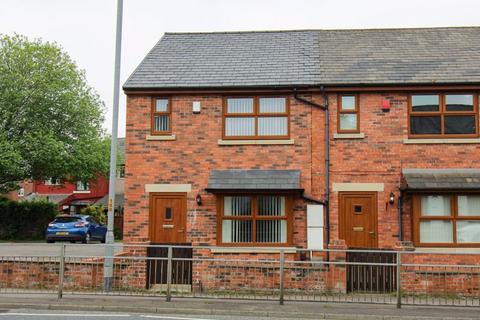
[339,192,378,248]
[149,193,187,243]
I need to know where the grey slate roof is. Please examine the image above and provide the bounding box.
[206,169,302,191]
[124,27,480,89]
[402,169,480,190]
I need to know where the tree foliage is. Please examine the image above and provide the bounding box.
[0,34,110,192]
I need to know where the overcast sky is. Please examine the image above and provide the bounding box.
[1,0,479,137]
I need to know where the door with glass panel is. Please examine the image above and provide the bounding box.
[413,194,480,246]
[150,193,187,243]
[148,193,190,287]
[339,192,378,248]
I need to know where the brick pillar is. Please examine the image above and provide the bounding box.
[327,239,348,293]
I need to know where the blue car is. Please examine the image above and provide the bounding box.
[45,215,107,244]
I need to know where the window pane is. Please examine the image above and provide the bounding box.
[155,99,169,112]
[457,221,480,243]
[76,181,89,191]
[410,116,441,135]
[258,117,288,136]
[341,96,356,110]
[421,195,451,216]
[225,117,255,136]
[444,116,476,134]
[224,196,251,216]
[411,95,439,112]
[339,114,357,130]
[446,94,474,111]
[154,115,170,132]
[420,220,453,243]
[222,220,252,243]
[227,98,254,114]
[256,220,287,243]
[458,195,480,216]
[258,196,285,216]
[259,97,286,113]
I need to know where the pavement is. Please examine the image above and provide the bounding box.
[0,294,479,320]
[0,243,123,257]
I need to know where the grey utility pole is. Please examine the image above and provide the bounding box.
[103,0,123,292]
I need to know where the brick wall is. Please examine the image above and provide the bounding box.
[328,92,480,248]
[124,94,325,246]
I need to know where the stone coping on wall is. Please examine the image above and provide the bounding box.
[210,247,297,254]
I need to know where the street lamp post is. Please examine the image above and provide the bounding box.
[103,0,123,292]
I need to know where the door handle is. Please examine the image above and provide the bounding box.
[369,231,375,234]
[178,229,184,233]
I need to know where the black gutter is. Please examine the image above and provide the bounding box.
[301,194,326,205]
[293,87,330,249]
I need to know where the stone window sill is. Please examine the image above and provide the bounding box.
[210,247,297,254]
[218,139,295,146]
[333,133,365,139]
[403,138,480,144]
[146,134,176,141]
[73,190,90,194]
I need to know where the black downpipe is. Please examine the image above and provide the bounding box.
[324,93,330,249]
[293,88,330,249]
[398,189,404,241]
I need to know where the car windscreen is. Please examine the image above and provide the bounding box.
[53,217,81,223]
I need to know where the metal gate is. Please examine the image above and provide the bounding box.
[146,246,192,288]
[346,251,397,293]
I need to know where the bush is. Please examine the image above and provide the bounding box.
[80,205,106,224]
[0,197,58,240]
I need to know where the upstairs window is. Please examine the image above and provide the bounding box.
[338,95,359,133]
[76,181,90,191]
[45,178,60,186]
[409,94,478,138]
[223,97,289,139]
[151,98,171,135]
[218,195,292,245]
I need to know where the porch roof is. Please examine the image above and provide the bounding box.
[205,169,303,193]
[402,168,480,190]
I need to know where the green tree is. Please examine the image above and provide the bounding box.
[0,34,110,193]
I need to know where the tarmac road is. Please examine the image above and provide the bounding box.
[0,310,279,320]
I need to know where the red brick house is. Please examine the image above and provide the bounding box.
[123,27,480,257]
[8,138,126,215]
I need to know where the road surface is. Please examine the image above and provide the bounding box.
[0,310,282,320]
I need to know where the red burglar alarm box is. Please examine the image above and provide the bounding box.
[382,99,391,112]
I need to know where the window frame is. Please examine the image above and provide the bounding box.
[75,181,90,192]
[222,96,290,140]
[216,194,294,246]
[45,178,61,186]
[337,94,360,133]
[151,97,172,136]
[408,93,479,139]
[413,192,480,247]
